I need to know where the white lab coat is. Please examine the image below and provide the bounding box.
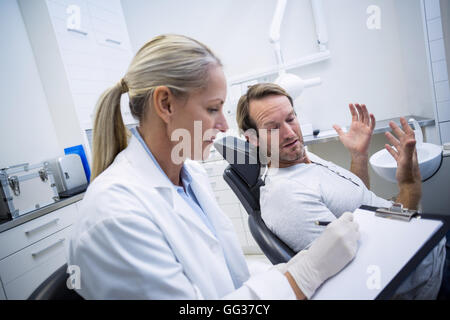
[67,135,295,299]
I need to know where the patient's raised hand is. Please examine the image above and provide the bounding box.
[385,117,421,185]
[385,117,422,209]
[333,103,376,160]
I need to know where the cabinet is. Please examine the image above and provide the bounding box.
[0,202,79,300]
[0,203,77,260]
[201,149,262,254]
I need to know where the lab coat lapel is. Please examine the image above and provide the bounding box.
[189,175,231,234]
[125,137,220,244]
[188,167,250,288]
[124,136,174,192]
[171,191,219,245]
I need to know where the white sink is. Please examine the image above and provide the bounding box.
[370,119,443,183]
[370,142,443,183]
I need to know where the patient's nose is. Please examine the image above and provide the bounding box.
[280,122,296,141]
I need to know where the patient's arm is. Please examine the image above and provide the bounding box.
[350,156,370,189]
[333,104,375,189]
[385,118,422,210]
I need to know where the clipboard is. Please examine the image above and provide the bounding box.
[312,204,449,300]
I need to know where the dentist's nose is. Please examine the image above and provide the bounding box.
[216,111,229,133]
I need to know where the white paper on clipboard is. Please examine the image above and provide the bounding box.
[312,208,443,300]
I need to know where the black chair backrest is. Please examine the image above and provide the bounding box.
[214,137,295,264]
[28,264,83,300]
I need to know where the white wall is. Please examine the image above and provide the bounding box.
[394,0,435,119]
[121,0,435,132]
[0,0,61,168]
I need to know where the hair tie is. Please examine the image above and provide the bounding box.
[120,78,129,94]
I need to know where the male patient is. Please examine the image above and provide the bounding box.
[236,83,446,299]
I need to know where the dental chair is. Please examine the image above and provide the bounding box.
[28,263,83,300]
[214,137,295,265]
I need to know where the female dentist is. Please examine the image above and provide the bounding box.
[67,34,360,300]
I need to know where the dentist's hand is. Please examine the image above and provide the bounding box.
[284,212,360,299]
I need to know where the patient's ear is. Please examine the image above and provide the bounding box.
[244,128,259,147]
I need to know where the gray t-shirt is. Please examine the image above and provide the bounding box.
[260,152,392,252]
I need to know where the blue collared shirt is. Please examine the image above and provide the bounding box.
[130,127,218,238]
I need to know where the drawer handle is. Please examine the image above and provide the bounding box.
[31,239,65,259]
[67,28,88,36]
[25,218,60,236]
[105,38,121,45]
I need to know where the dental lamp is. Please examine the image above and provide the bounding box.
[270,0,323,134]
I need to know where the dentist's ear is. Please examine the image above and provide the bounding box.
[153,86,173,124]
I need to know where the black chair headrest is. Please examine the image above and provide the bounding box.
[214,136,261,188]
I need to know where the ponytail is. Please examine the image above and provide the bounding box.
[91,81,129,181]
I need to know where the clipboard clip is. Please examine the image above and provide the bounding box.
[375,203,418,222]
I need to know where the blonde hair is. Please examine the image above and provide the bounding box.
[91,34,222,181]
[236,83,293,133]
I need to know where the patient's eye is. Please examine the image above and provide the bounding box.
[207,108,219,114]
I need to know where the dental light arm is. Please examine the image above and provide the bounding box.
[269,0,323,99]
[311,0,328,51]
[269,0,287,71]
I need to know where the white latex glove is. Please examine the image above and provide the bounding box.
[285,212,360,299]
